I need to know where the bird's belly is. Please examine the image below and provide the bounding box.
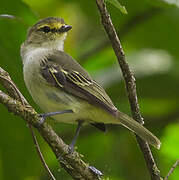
[26,80,100,123]
[29,84,81,123]
[28,82,115,124]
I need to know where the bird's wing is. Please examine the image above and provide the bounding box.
[40,50,118,116]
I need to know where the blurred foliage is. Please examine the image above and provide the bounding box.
[105,0,128,14]
[157,0,179,8]
[0,0,179,180]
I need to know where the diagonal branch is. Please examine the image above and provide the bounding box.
[95,0,161,180]
[164,160,179,180]
[0,67,102,180]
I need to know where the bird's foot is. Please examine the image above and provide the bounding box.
[39,113,46,124]
[88,166,103,176]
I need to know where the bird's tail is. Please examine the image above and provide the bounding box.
[116,111,161,149]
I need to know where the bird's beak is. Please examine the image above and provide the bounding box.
[59,25,72,32]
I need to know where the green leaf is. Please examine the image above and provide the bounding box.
[161,123,179,160]
[105,0,127,14]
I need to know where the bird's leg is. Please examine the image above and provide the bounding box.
[57,120,83,161]
[39,109,73,124]
[69,120,83,152]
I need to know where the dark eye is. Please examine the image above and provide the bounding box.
[40,26,51,33]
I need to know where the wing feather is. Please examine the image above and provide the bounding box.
[40,50,118,116]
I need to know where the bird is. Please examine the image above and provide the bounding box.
[20,17,161,150]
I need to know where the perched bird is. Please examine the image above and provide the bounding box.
[21,17,161,150]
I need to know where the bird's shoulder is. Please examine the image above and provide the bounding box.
[47,50,91,80]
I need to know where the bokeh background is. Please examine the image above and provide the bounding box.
[0,0,179,179]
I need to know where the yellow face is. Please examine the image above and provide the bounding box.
[27,17,72,44]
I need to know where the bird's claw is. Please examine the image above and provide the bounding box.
[88,166,103,176]
[38,114,46,124]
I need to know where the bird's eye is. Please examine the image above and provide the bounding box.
[40,26,51,33]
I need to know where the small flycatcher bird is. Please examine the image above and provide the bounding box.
[21,17,161,150]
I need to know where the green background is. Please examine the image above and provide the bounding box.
[0,0,179,179]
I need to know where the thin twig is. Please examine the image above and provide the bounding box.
[96,0,161,180]
[28,124,56,180]
[0,68,56,180]
[164,160,179,180]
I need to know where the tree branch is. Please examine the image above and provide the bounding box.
[95,1,161,180]
[0,67,102,180]
[164,160,179,180]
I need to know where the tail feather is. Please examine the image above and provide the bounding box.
[117,111,161,149]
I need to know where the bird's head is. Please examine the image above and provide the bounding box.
[25,17,72,49]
